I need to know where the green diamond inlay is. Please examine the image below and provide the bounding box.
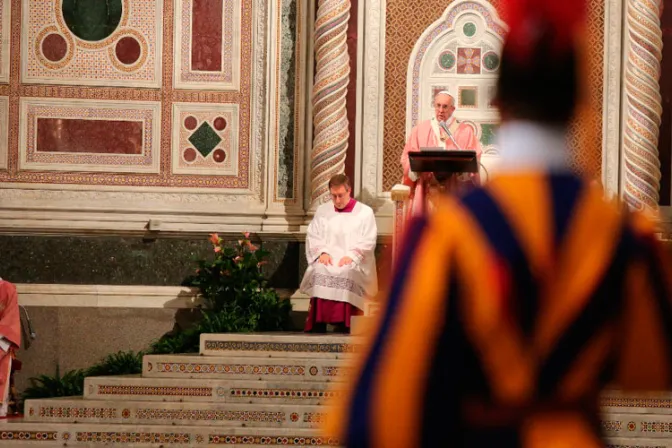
[463,22,477,37]
[62,0,123,42]
[189,122,222,157]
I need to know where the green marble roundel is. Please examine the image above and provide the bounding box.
[62,0,123,42]
[463,22,477,37]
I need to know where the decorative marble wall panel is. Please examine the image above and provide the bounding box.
[173,0,241,90]
[274,0,300,203]
[0,0,9,83]
[0,0,272,236]
[22,0,163,87]
[171,102,238,176]
[0,96,7,169]
[18,98,161,173]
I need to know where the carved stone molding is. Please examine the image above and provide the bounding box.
[621,0,663,212]
[359,0,391,215]
[601,0,624,197]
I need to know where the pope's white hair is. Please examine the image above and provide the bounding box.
[433,90,455,106]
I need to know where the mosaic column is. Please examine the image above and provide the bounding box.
[309,0,351,209]
[622,0,664,212]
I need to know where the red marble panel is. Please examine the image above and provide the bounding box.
[36,119,143,154]
[191,0,223,72]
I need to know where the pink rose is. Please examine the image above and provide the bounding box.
[214,246,222,253]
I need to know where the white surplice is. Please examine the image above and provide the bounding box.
[299,201,378,310]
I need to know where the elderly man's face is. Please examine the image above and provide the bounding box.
[330,184,351,210]
[434,94,455,123]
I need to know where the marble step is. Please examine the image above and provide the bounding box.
[142,354,350,382]
[601,390,672,415]
[84,375,341,404]
[0,421,337,447]
[602,412,672,439]
[24,397,326,428]
[605,438,672,447]
[199,333,360,358]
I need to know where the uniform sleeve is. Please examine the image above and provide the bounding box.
[616,227,672,391]
[323,210,458,447]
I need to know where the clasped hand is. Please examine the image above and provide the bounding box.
[318,253,353,267]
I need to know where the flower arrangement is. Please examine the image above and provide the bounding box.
[150,232,293,354]
[186,232,291,330]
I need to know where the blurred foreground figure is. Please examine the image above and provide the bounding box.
[325,0,672,446]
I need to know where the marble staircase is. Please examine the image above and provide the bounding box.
[1,333,357,447]
[4,333,672,446]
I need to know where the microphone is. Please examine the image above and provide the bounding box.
[439,120,461,150]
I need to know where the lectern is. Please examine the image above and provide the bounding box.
[408,148,479,212]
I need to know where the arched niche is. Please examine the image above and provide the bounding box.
[406,0,507,160]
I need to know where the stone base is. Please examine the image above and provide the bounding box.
[0,421,334,446]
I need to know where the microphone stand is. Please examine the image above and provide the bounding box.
[439,120,485,185]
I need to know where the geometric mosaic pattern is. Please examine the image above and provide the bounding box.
[76,432,191,444]
[155,363,306,376]
[134,409,286,424]
[173,0,241,90]
[207,435,341,446]
[22,0,162,87]
[19,98,161,174]
[0,0,9,84]
[0,431,57,441]
[382,0,605,190]
[172,102,238,175]
[202,340,359,355]
[97,385,213,397]
[1,0,254,190]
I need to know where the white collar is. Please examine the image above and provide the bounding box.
[495,121,570,172]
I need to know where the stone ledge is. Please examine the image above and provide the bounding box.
[199,333,360,358]
[83,375,341,404]
[142,354,350,382]
[0,421,333,446]
[23,398,325,428]
[16,284,310,310]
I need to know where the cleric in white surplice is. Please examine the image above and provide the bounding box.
[300,174,378,333]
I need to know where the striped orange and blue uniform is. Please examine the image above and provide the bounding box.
[325,172,672,448]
